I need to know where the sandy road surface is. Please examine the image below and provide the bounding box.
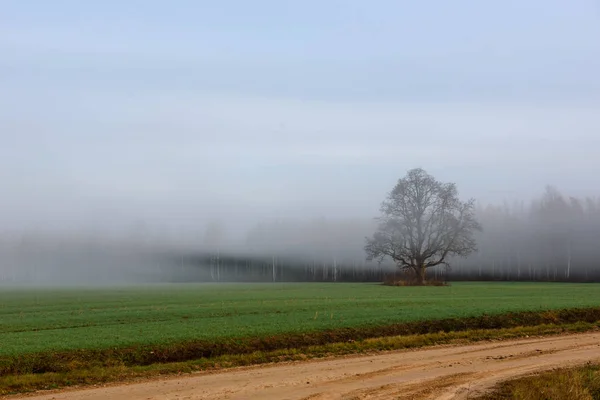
[10,332,600,400]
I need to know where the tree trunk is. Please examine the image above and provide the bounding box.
[417,266,426,284]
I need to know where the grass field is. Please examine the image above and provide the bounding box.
[3,282,600,395]
[3,282,600,356]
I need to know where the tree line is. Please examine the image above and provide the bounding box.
[203,172,600,283]
[2,170,599,283]
[456,185,600,282]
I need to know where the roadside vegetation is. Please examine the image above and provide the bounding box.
[477,363,600,400]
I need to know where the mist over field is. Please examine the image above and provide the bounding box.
[1,1,599,284]
[2,187,600,284]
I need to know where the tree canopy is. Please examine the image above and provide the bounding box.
[365,168,482,283]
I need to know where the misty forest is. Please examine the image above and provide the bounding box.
[1,169,599,285]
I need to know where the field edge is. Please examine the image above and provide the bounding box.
[3,307,600,397]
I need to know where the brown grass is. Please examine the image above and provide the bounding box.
[477,363,600,400]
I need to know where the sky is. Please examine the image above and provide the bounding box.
[1,0,599,238]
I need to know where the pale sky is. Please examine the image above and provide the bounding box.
[1,0,599,237]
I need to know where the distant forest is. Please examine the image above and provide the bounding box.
[186,186,600,283]
[1,186,600,283]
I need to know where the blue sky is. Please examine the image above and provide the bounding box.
[1,0,599,236]
[3,0,599,101]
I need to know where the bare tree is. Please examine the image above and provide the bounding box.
[365,168,482,284]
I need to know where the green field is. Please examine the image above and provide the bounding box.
[2,282,600,356]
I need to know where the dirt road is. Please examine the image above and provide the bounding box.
[10,332,600,400]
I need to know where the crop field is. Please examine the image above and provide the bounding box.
[3,282,600,357]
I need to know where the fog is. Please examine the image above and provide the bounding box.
[1,1,599,284]
[2,185,600,284]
